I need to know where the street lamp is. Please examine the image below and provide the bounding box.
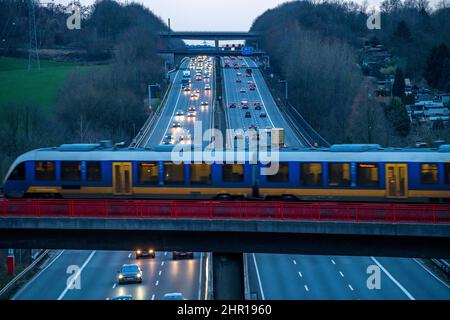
[279,79,288,101]
[148,83,161,111]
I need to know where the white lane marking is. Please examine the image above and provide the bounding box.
[158,270,162,276]
[204,253,210,300]
[161,261,164,267]
[331,259,336,265]
[348,284,354,291]
[112,283,116,289]
[198,252,204,300]
[371,257,415,300]
[151,294,155,300]
[304,285,309,292]
[412,258,450,289]
[252,254,265,300]
[12,250,66,300]
[155,280,159,286]
[339,271,344,278]
[57,250,97,300]
[164,251,167,256]
[293,260,297,265]
[128,253,131,259]
[298,271,302,278]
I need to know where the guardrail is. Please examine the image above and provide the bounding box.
[1,199,450,224]
[431,258,450,274]
[0,249,50,298]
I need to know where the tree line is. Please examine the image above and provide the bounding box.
[250,0,450,145]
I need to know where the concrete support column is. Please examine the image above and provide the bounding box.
[212,252,245,300]
[214,39,219,48]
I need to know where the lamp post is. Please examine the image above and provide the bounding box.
[279,79,288,101]
[148,83,161,112]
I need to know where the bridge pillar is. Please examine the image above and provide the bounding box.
[214,38,219,48]
[212,252,245,300]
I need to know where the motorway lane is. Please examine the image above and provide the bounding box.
[221,56,302,147]
[249,254,450,299]
[144,57,214,147]
[13,250,204,300]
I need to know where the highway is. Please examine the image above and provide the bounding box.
[219,55,450,300]
[221,56,302,147]
[13,250,207,300]
[143,57,215,147]
[247,254,450,299]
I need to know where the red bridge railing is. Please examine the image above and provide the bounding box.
[1,199,450,224]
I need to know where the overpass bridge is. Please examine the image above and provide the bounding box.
[1,199,449,258]
[158,47,266,57]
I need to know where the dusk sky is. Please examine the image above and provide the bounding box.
[53,0,444,31]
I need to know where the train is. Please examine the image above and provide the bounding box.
[2,142,450,202]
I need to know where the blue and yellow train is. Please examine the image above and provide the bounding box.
[3,143,450,202]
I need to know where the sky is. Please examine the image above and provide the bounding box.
[54,0,443,31]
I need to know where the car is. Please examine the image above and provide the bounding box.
[249,85,256,91]
[186,112,196,120]
[172,122,182,128]
[183,87,190,92]
[117,264,143,284]
[201,101,209,106]
[236,78,242,83]
[190,93,197,98]
[135,249,155,259]
[260,113,267,118]
[204,84,211,90]
[172,251,194,260]
[245,111,251,118]
[248,80,254,85]
[195,76,202,81]
[175,110,184,117]
[229,103,237,108]
[163,293,185,300]
[255,104,262,110]
[188,106,196,112]
[111,295,133,300]
[241,100,249,107]
[240,88,246,93]
[195,89,200,94]
[249,124,258,130]
[236,72,242,76]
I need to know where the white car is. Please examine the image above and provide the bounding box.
[163,293,186,300]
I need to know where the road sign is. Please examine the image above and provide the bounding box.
[241,46,254,56]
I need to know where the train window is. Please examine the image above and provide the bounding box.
[357,163,379,187]
[421,163,439,184]
[328,163,350,187]
[223,164,244,182]
[138,162,158,184]
[9,162,26,180]
[190,163,212,185]
[267,163,289,183]
[164,162,184,185]
[86,162,102,181]
[61,162,81,181]
[300,163,322,186]
[445,164,450,184]
[35,161,56,181]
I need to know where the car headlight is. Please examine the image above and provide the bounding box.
[118,274,124,279]
[136,250,141,254]
[137,274,142,278]
[149,249,154,254]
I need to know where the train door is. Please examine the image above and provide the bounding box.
[112,162,133,195]
[385,164,408,198]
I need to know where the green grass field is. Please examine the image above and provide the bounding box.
[0,57,91,114]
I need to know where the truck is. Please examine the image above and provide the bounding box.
[270,128,285,147]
